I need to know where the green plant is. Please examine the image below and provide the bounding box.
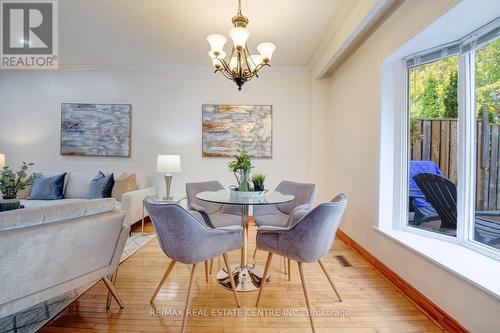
[421,75,442,118]
[409,119,423,145]
[443,71,458,118]
[252,173,266,186]
[228,147,253,191]
[0,162,34,199]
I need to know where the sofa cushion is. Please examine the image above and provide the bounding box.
[0,198,117,232]
[21,198,86,209]
[27,173,66,200]
[88,171,114,199]
[112,172,137,201]
[25,172,71,198]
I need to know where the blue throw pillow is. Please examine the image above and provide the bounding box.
[88,171,115,199]
[27,173,67,200]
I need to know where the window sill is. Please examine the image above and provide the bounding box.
[374,226,500,299]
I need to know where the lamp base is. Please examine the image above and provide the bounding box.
[164,174,173,201]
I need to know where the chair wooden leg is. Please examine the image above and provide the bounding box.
[298,262,315,333]
[255,252,273,307]
[102,276,124,309]
[252,246,258,258]
[181,263,197,333]
[283,256,287,275]
[222,253,240,307]
[209,259,214,274]
[205,260,209,282]
[318,259,342,302]
[287,258,291,281]
[106,269,118,309]
[150,260,176,303]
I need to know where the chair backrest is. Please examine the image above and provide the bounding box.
[185,181,224,214]
[413,173,457,229]
[145,198,211,264]
[409,160,443,208]
[288,194,347,262]
[275,180,316,215]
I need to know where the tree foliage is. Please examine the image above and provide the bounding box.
[443,71,458,118]
[420,75,442,118]
[409,38,499,122]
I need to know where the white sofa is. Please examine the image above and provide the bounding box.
[0,199,130,317]
[20,171,157,226]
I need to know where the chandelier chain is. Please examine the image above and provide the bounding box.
[237,0,242,15]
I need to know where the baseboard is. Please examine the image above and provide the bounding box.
[336,229,468,333]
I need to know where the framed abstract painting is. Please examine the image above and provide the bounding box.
[202,104,272,158]
[60,103,131,157]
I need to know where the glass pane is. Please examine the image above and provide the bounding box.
[473,38,500,251]
[407,56,459,237]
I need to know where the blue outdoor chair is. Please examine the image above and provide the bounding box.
[409,160,442,225]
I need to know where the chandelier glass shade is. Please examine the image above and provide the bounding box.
[207,0,276,90]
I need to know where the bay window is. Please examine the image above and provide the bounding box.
[404,18,500,257]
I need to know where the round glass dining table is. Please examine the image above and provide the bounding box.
[196,190,294,292]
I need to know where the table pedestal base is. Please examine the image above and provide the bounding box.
[216,264,269,292]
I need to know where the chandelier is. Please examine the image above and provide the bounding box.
[206,0,276,91]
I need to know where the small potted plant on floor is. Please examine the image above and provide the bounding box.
[0,162,34,200]
[252,173,266,192]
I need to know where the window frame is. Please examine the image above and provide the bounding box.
[401,18,500,261]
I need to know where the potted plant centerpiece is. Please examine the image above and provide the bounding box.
[228,148,267,198]
[228,147,253,192]
[0,162,34,199]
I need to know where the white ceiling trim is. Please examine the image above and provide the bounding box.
[310,0,402,80]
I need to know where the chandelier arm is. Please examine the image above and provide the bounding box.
[242,46,255,74]
[244,44,259,73]
[254,63,270,73]
[219,67,234,80]
[216,57,232,74]
[219,70,235,80]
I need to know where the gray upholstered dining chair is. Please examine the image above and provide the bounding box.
[252,180,316,274]
[255,194,347,333]
[145,198,242,333]
[186,181,242,228]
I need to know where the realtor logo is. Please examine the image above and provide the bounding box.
[1,0,58,69]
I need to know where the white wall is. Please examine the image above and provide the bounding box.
[0,66,312,197]
[315,0,500,331]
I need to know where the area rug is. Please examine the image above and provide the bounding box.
[0,232,155,333]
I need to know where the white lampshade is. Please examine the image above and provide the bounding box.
[257,42,276,62]
[0,154,5,168]
[247,54,263,71]
[229,57,238,71]
[229,27,250,49]
[157,155,181,173]
[209,50,226,69]
[208,50,226,59]
[207,34,227,53]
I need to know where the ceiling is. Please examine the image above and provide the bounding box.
[58,0,348,66]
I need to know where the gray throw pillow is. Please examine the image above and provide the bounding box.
[27,173,67,200]
[88,171,115,199]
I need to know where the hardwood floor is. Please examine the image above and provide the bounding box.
[40,221,441,333]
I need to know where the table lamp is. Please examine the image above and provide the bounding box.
[156,155,181,200]
[0,154,5,168]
